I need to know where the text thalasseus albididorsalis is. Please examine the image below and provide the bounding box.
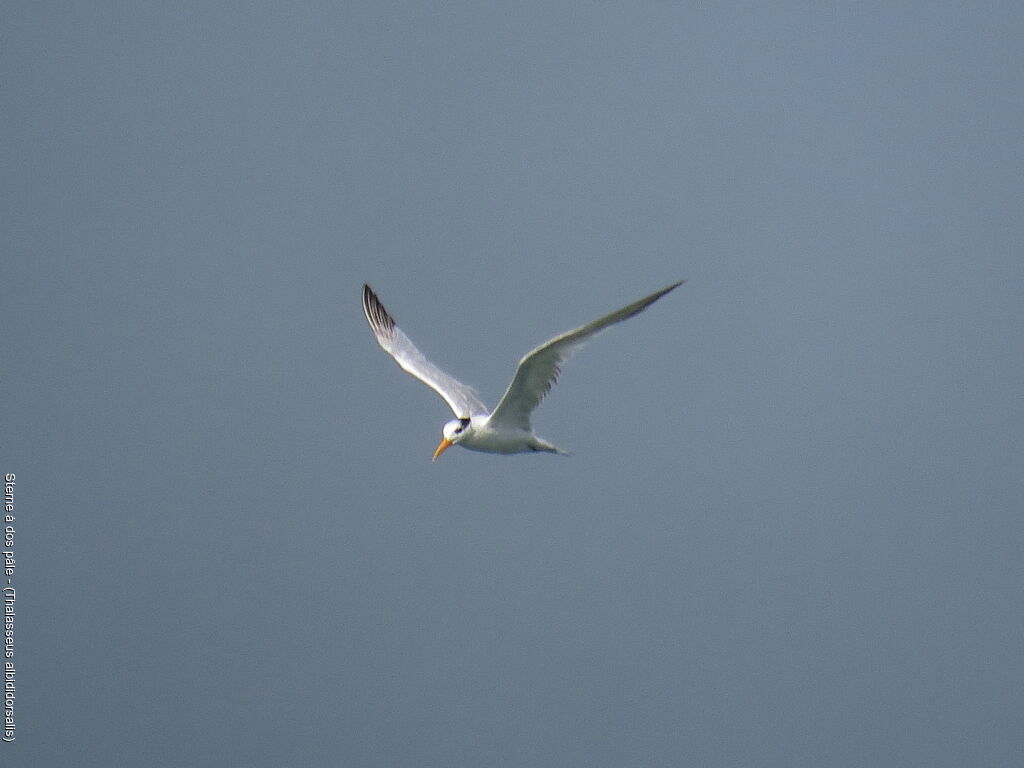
[362,281,684,459]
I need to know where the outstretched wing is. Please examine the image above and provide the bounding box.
[362,284,487,418]
[487,282,683,430]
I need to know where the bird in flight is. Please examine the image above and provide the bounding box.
[362,281,683,459]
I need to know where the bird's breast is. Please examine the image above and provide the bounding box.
[459,422,537,454]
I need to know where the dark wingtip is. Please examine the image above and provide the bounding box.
[634,280,685,315]
[362,284,395,334]
[656,280,685,301]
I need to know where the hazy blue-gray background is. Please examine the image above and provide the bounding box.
[4,2,1023,765]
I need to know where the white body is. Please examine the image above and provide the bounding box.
[449,415,564,455]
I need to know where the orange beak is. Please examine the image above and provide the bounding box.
[432,437,453,461]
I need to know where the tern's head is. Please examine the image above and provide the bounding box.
[433,417,472,461]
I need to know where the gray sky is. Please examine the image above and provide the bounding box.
[4,2,1023,766]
